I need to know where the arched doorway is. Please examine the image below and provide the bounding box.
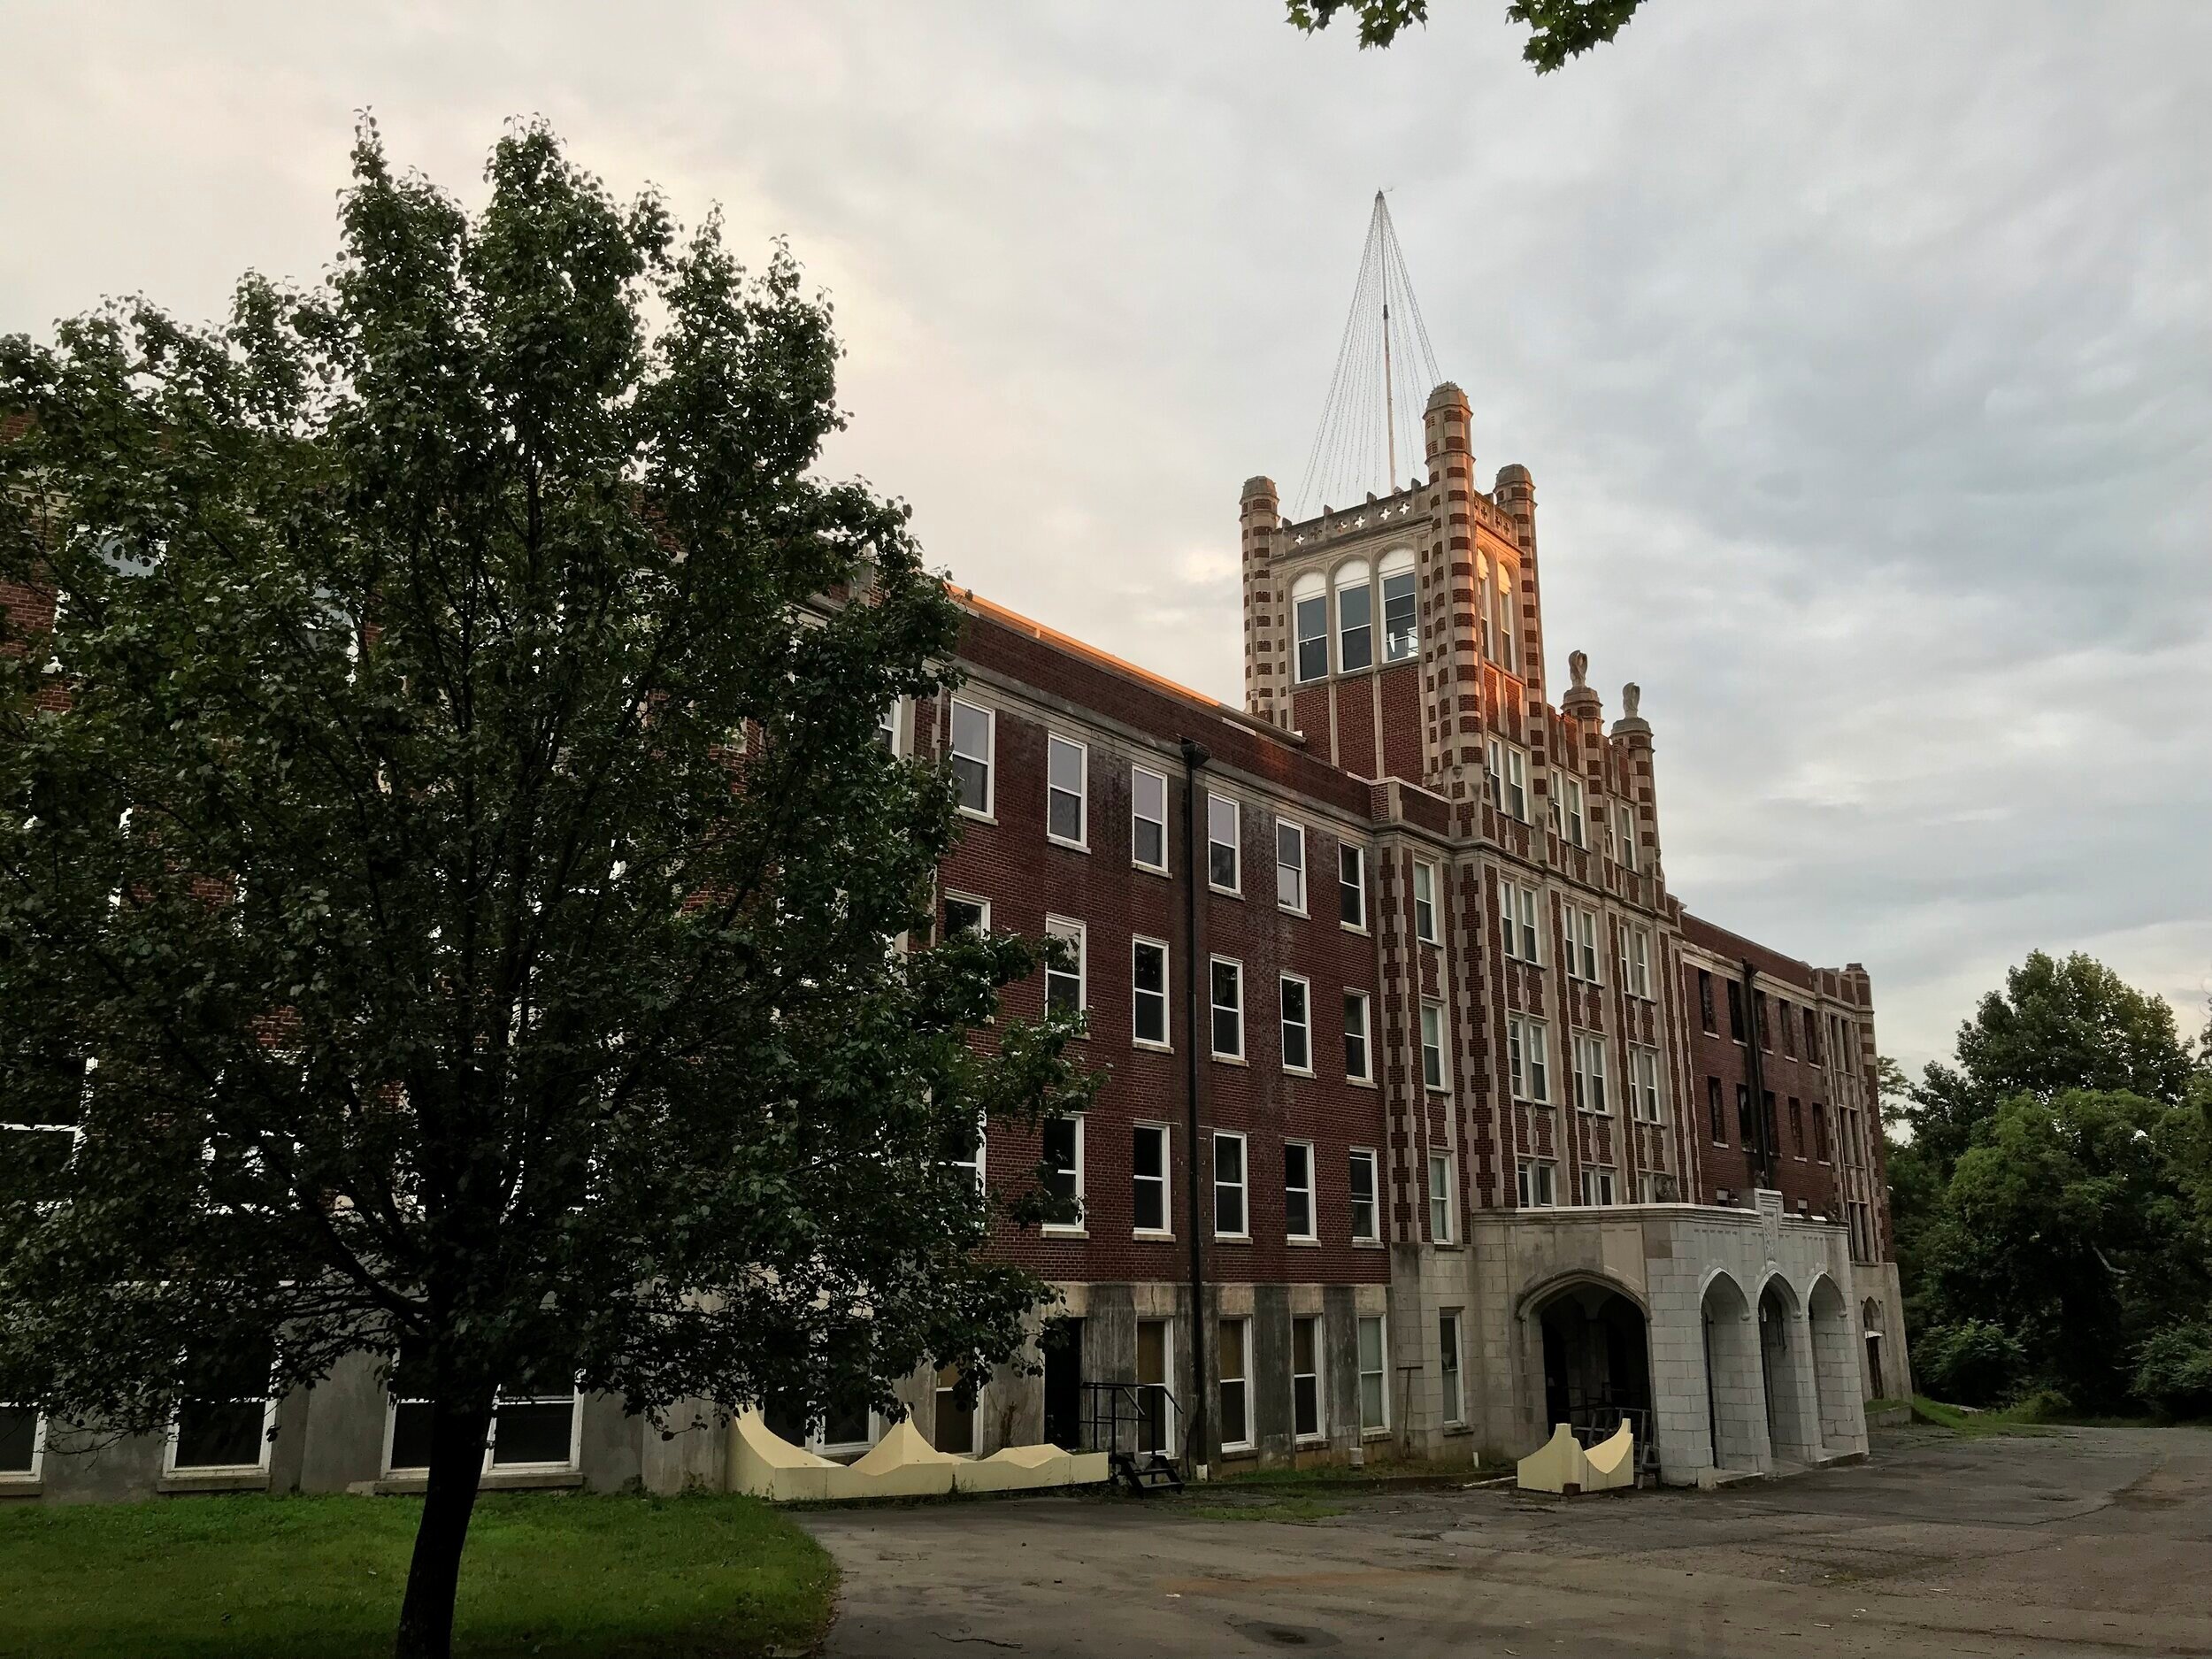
[1532,1281,1652,1441]
[1700,1272,1763,1473]
[1807,1277,1858,1454]
[1757,1277,1819,1464]
[1862,1298,1886,1400]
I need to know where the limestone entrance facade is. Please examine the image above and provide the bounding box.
[1448,1191,1870,1484]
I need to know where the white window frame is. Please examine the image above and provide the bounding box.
[1044,915,1087,1018]
[949,697,995,820]
[1131,935,1171,1050]
[941,891,989,939]
[1356,1315,1389,1432]
[1132,1121,1171,1236]
[949,1110,987,1194]
[165,1352,278,1478]
[1580,1165,1618,1208]
[1339,842,1368,931]
[1293,578,1330,685]
[0,1407,46,1484]
[1517,1157,1557,1209]
[1509,1015,1551,1104]
[1440,1310,1465,1426]
[1639,1171,1667,1205]
[1213,1130,1249,1240]
[1046,733,1088,850]
[1498,875,1541,964]
[1486,739,1529,822]
[1420,1000,1448,1092]
[1207,795,1242,895]
[1493,575,1517,672]
[1379,550,1418,662]
[1041,1113,1086,1235]
[1334,558,1374,672]
[384,1376,585,1479]
[1413,859,1440,944]
[1218,1315,1255,1451]
[1279,972,1313,1074]
[1617,803,1638,872]
[1132,764,1170,874]
[877,697,907,757]
[1348,1147,1380,1243]
[1630,1043,1663,1124]
[1342,989,1373,1084]
[1427,1149,1455,1243]
[1284,1138,1317,1240]
[1291,1314,1325,1443]
[1622,926,1654,1000]
[1572,1031,1611,1116]
[1561,773,1586,849]
[1276,818,1309,914]
[1210,956,1245,1062]
[1567,905,1601,984]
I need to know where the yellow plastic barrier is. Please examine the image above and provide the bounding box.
[728,1409,1113,1502]
[1582,1421,1635,1491]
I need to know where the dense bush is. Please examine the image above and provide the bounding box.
[1915,1319,2026,1407]
[2132,1324,2212,1418]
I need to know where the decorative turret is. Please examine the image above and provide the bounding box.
[1240,474,1284,726]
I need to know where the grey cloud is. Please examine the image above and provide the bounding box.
[2,0,2206,1070]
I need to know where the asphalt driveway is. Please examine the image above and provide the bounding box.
[801,1426,2212,1657]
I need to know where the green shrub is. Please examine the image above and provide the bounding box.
[1917,1319,2026,1407]
[2132,1324,2212,1418]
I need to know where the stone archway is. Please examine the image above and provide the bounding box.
[1699,1271,1766,1474]
[1757,1276,1821,1465]
[1807,1276,1862,1455]
[1529,1279,1653,1441]
[1861,1298,1887,1401]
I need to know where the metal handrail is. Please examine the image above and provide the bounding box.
[1079,1380,1185,1468]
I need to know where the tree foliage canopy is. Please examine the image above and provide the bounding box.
[1887,952,2212,1415]
[1286,0,1645,71]
[0,119,1091,1657]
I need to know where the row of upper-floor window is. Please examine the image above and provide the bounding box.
[1703,1076,1852,1167]
[1694,970,1855,1067]
[938,893,1668,1122]
[1484,737,1643,872]
[1289,551,1422,682]
[1286,549,1525,685]
[1010,1117,1657,1253]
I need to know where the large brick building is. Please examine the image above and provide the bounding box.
[1,380,1909,1502]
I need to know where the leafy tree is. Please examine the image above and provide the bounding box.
[1921,1090,2208,1409]
[1286,0,1644,70]
[1906,951,2195,1177]
[0,121,1089,1659]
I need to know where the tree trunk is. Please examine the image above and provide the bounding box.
[394,1392,495,1659]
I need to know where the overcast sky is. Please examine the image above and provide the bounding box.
[4,1,2207,1073]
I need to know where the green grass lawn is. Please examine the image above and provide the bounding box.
[0,1491,835,1659]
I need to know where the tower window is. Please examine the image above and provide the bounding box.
[1293,573,1329,683]
[1379,549,1417,661]
[1334,559,1372,672]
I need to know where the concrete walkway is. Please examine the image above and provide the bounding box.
[802,1426,2212,1657]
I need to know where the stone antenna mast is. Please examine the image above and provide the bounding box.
[1292,190,1444,519]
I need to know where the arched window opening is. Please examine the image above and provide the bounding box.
[1379,549,1417,663]
[1292,572,1328,684]
[1334,558,1372,672]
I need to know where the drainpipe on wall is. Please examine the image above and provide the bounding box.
[1740,959,1776,1193]
[1179,737,1211,1480]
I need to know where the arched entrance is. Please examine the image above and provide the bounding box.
[1699,1271,1764,1473]
[1861,1298,1886,1400]
[1757,1277,1819,1464]
[1532,1281,1652,1441]
[1807,1277,1859,1455]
